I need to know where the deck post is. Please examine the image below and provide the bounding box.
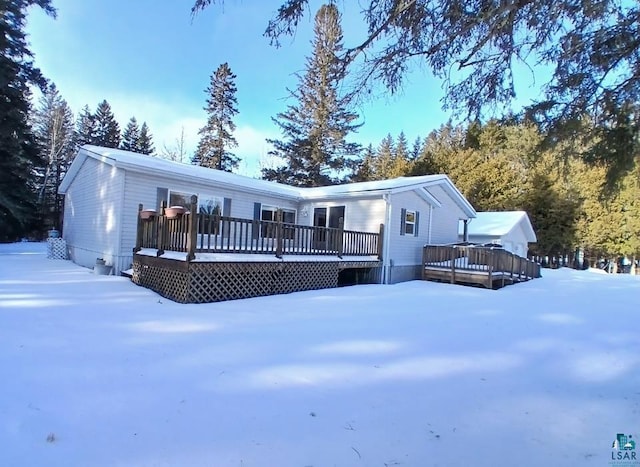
[450,245,456,284]
[518,257,523,281]
[134,203,143,253]
[186,195,198,262]
[214,209,222,250]
[510,252,515,283]
[487,256,493,289]
[275,208,283,259]
[337,217,344,258]
[377,224,384,260]
[157,200,167,257]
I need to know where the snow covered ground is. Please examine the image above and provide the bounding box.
[1,242,639,467]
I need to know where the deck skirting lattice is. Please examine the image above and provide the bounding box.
[133,256,189,302]
[133,254,343,303]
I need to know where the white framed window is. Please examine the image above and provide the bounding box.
[405,210,416,235]
[400,208,419,237]
[261,205,296,239]
[198,194,223,215]
[261,205,296,224]
[168,190,222,215]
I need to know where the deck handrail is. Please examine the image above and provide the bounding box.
[422,244,542,286]
[134,196,382,260]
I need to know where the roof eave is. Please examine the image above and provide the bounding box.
[116,160,302,201]
[422,177,476,218]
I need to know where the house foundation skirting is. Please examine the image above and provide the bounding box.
[387,264,423,284]
[133,254,381,303]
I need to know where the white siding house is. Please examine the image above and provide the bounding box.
[58,155,126,272]
[458,211,537,257]
[59,146,476,282]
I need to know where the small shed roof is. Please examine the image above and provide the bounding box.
[460,211,537,242]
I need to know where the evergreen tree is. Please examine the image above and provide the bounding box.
[390,131,411,176]
[93,100,120,148]
[0,0,56,241]
[410,136,422,161]
[32,83,75,230]
[262,3,362,186]
[464,121,482,150]
[352,144,376,182]
[395,132,409,160]
[371,134,395,180]
[121,118,155,155]
[521,154,581,259]
[573,154,640,264]
[138,122,155,155]
[410,134,443,176]
[194,62,239,171]
[195,0,640,174]
[120,117,141,152]
[75,105,96,148]
[418,123,467,176]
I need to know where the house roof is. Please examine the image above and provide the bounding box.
[302,175,476,217]
[460,211,537,242]
[59,146,476,217]
[59,145,302,199]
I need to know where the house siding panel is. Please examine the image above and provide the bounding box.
[120,171,300,272]
[62,157,124,272]
[298,197,386,232]
[383,191,433,283]
[428,185,467,244]
[509,224,530,257]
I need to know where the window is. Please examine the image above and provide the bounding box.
[261,205,296,224]
[313,206,345,228]
[400,209,419,237]
[198,195,223,215]
[168,190,191,208]
[168,190,222,215]
[405,210,416,235]
[261,205,296,238]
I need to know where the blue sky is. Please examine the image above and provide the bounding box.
[26,0,540,176]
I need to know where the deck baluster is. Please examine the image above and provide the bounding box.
[275,209,283,259]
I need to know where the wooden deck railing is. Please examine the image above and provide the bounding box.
[135,195,383,261]
[422,244,541,287]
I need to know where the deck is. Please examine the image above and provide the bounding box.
[132,197,383,303]
[422,245,541,289]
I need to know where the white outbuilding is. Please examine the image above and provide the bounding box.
[459,211,537,257]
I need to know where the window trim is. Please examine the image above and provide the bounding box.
[260,204,296,223]
[167,190,223,215]
[404,210,416,236]
[313,205,346,228]
[260,204,297,239]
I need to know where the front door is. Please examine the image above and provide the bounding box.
[313,206,345,251]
